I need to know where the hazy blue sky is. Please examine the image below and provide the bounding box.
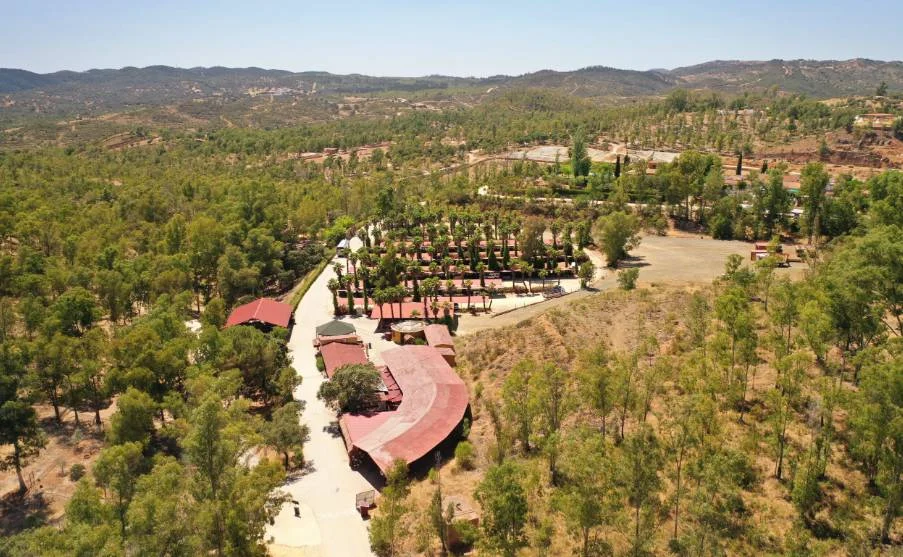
[3,0,902,76]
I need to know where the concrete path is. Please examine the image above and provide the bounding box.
[266,239,376,557]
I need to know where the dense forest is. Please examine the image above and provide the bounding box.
[0,83,902,556]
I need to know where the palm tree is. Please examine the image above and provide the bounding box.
[430,297,440,321]
[344,276,355,315]
[349,251,359,278]
[357,227,369,248]
[510,259,521,290]
[408,262,420,302]
[421,277,439,320]
[486,284,498,310]
[463,279,473,310]
[373,289,387,320]
[476,262,487,288]
[445,279,456,302]
[522,263,534,294]
[327,278,340,315]
[550,220,561,248]
[392,285,405,320]
[333,262,343,280]
[539,269,548,291]
[359,266,370,314]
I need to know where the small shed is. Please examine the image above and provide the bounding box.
[425,324,455,366]
[225,298,293,331]
[424,324,453,349]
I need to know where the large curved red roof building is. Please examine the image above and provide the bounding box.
[340,345,469,474]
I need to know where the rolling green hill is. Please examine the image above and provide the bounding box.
[3,58,902,118]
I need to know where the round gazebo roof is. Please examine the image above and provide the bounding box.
[316,320,356,337]
[390,320,425,334]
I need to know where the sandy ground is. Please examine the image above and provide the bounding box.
[456,235,802,336]
[504,145,612,163]
[0,402,117,533]
[266,237,377,557]
[611,234,804,285]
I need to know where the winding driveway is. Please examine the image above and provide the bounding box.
[266,238,376,557]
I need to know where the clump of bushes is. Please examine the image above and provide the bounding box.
[455,441,475,470]
[618,268,639,290]
[69,463,86,482]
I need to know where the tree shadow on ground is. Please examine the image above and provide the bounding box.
[322,421,343,439]
[617,256,651,269]
[0,490,52,536]
[38,415,104,450]
[353,459,386,491]
[285,460,317,483]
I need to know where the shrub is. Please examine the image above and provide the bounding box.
[315,354,325,372]
[69,463,86,482]
[617,268,639,290]
[290,448,305,469]
[455,441,475,470]
[450,520,480,552]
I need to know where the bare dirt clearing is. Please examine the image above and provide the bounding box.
[0,403,117,532]
[457,235,804,336]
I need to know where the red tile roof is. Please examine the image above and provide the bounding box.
[424,324,454,349]
[342,346,469,474]
[319,342,369,378]
[378,365,403,404]
[225,298,293,328]
[340,412,394,446]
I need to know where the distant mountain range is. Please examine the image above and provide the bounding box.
[2,59,902,117]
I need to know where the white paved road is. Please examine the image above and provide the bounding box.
[266,238,376,557]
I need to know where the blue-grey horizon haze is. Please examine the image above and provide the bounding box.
[2,0,902,76]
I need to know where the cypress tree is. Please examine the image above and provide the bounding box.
[736,152,743,176]
[761,160,768,173]
[614,155,621,178]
